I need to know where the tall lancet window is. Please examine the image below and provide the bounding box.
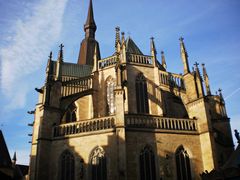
[65,104,76,123]
[90,146,107,180]
[136,73,149,113]
[175,146,192,180]
[139,145,156,180]
[60,150,75,180]
[106,76,116,115]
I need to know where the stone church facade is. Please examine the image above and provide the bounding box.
[29,0,234,179]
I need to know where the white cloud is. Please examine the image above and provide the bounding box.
[0,0,68,110]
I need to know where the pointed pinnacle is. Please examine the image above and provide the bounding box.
[48,51,52,60]
[58,44,64,61]
[12,151,16,161]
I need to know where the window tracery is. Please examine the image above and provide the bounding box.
[90,146,107,180]
[136,73,149,113]
[175,145,192,180]
[139,145,156,180]
[106,77,116,115]
[65,104,77,123]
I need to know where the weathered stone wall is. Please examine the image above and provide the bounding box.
[126,131,203,180]
[49,132,117,180]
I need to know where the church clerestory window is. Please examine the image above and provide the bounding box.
[90,146,107,180]
[60,150,75,180]
[136,73,149,114]
[65,104,77,123]
[139,145,156,180]
[175,145,192,180]
[106,77,116,115]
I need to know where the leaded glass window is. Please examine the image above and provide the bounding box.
[106,77,116,115]
[60,150,75,180]
[175,145,192,180]
[136,73,149,113]
[139,145,156,180]
[90,146,107,180]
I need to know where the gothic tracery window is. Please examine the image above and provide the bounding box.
[136,73,149,113]
[65,104,76,123]
[60,150,75,180]
[106,77,116,115]
[139,145,156,180]
[90,146,107,180]
[175,145,192,180]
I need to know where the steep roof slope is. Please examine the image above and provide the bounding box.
[126,37,143,55]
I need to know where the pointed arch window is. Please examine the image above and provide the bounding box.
[136,73,149,113]
[90,146,107,180]
[66,104,76,123]
[60,150,75,180]
[175,146,192,180]
[139,145,156,180]
[106,77,116,115]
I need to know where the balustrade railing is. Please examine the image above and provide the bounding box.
[128,54,153,65]
[159,71,185,90]
[125,115,197,131]
[98,54,153,69]
[61,76,79,82]
[98,56,117,69]
[53,116,115,137]
[61,76,92,97]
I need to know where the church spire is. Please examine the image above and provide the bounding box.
[84,0,96,38]
[202,63,211,95]
[77,0,100,65]
[179,37,190,74]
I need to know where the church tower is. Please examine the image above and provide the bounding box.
[78,0,100,65]
[29,1,234,180]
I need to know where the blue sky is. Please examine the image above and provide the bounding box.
[0,0,239,165]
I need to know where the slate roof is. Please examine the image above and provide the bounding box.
[126,37,143,55]
[53,62,93,78]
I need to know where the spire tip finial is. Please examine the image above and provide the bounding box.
[179,36,184,42]
[194,62,199,68]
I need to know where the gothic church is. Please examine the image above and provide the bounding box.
[29,0,234,179]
